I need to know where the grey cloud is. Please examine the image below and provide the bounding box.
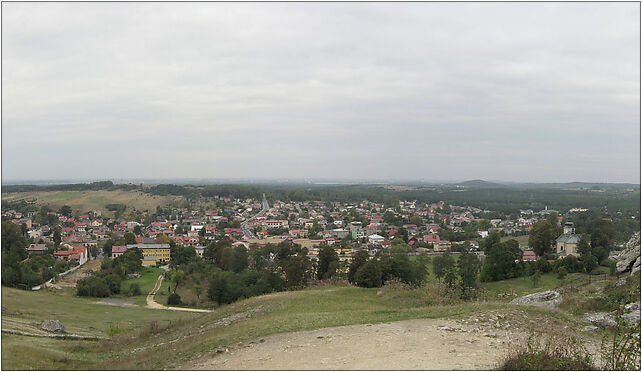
[2,2,639,182]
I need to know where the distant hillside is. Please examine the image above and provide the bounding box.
[455,180,507,188]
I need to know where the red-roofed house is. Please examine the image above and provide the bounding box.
[423,234,441,243]
[521,250,538,262]
[54,245,87,265]
[112,246,127,258]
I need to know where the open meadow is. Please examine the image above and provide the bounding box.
[1,190,184,217]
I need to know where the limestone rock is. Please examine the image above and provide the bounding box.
[41,320,66,333]
[616,232,641,274]
[510,290,562,309]
[624,301,640,313]
[631,256,641,276]
[584,313,616,328]
[622,302,641,325]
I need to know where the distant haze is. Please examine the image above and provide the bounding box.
[2,3,640,183]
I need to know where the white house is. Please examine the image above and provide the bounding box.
[368,234,385,245]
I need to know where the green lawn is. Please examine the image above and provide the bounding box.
[119,267,164,305]
[1,286,199,370]
[501,235,530,247]
[482,272,562,297]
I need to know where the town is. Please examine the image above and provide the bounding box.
[2,187,635,291]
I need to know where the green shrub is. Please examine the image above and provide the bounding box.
[499,332,595,370]
[600,315,641,371]
[167,293,181,305]
[128,283,141,296]
[354,260,383,288]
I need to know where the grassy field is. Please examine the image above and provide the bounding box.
[1,265,627,370]
[501,234,530,247]
[1,286,199,370]
[1,190,183,216]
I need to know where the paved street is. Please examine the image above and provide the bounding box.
[240,193,269,239]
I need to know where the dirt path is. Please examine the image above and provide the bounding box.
[146,269,212,313]
[187,318,516,370]
[184,307,603,370]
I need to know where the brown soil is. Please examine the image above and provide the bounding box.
[183,309,601,370]
[185,318,519,370]
[55,259,102,287]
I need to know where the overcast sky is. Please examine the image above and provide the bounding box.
[2,2,640,183]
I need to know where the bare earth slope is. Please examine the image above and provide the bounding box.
[187,318,516,370]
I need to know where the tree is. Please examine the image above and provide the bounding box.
[458,252,480,300]
[231,246,249,273]
[479,240,521,282]
[590,218,615,251]
[317,246,339,280]
[546,211,562,235]
[480,231,502,253]
[203,242,216,262]
[133,225,142,235]
[577,234,591,256]
[124,232,137,245]
[348,250,369,284]
[53,228,61,246]
[172,246,196,267]
[409,215,423,226]
[443,266,457,290]
[194,284,202,301]
[432,253,455,284]
[59,205,72,218]
[354,260,383,288]
[529,220,556,257]
[583,254,598,274]
[284,254,312,288]
[531,269,542,286]
[167,270,184,293]
[557,267,567,280]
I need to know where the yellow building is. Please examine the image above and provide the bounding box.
[304,222,314,229]
[127,244,171,266]
[556,222,581,257]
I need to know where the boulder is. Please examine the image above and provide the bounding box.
[126,273,141,279]
[616,232,641,274]
[584,312,616,328]
[510,290,562,309]
[41,320,66,333]
[622,302,641,326]
[631,256,641,276]
[624,301,640,313]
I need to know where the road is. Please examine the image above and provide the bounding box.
[241,193,269,239]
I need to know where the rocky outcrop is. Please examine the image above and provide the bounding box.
[584,302,640,328]
[41,320,65,333]
[509,290,562,309]
[616,232,641,276]
[622,302,641,325]
[584,312,617,327]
